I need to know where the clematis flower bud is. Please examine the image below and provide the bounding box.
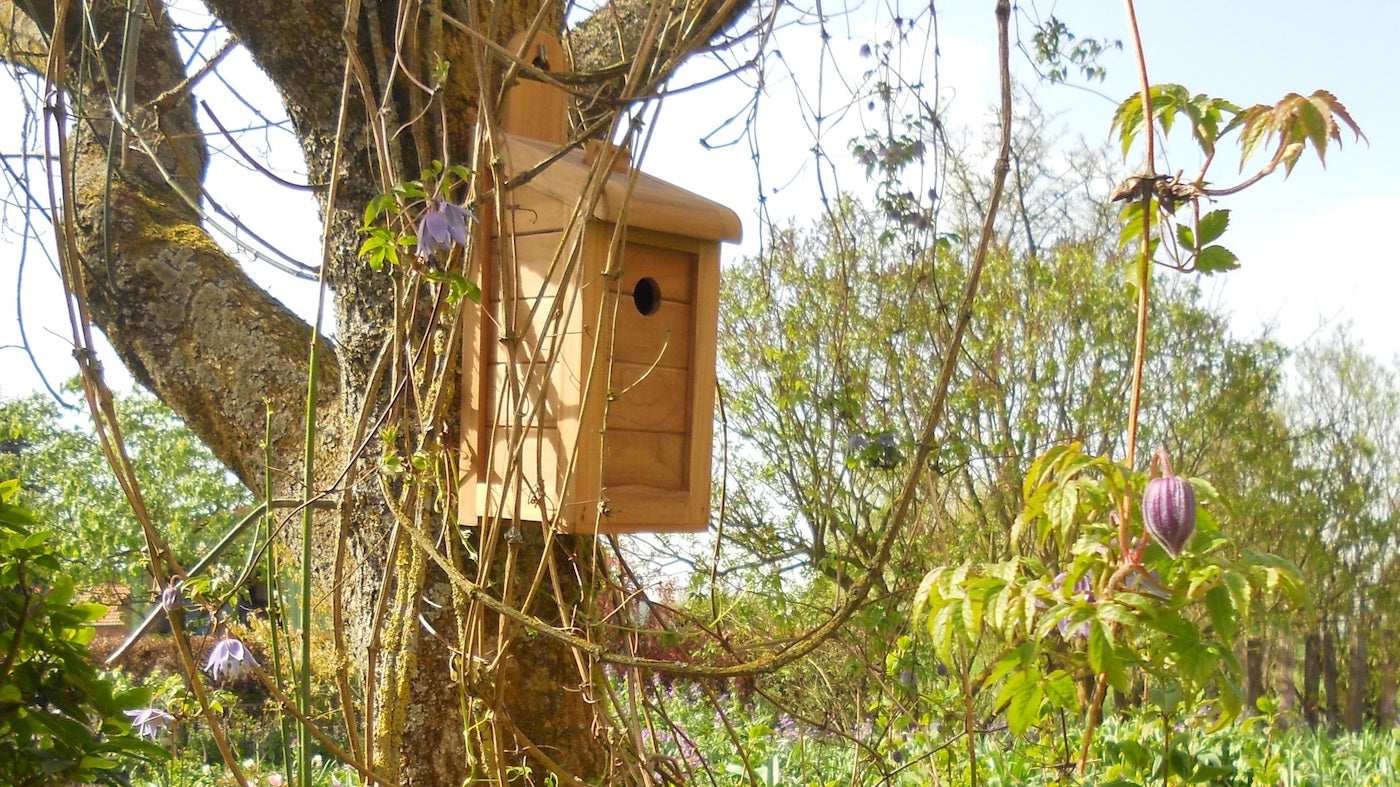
[159,579,185,612]
[1143,475,1196,557]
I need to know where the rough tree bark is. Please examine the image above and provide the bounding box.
[1245,637,1265,712]
[1323,624,1340,731]
[1274,635,1297,716]
[1345,620,1367,732]
[1378,628,1398,727]
[1303,631,1321,727]
[1,0,752,782]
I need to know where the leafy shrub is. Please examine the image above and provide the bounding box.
[0,478,167,784]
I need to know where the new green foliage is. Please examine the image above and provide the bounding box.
[0,479,168,783]
[0,387,252,593]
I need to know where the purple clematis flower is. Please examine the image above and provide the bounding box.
[1125,567,1171,599]
[1051,571,1095,639]
[204,637,259,682]
[416,201,474,258]
[124,707,174,739]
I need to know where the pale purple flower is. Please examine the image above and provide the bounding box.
[204,637,258,681]
[416,201,474,258]
[1125,568,1171,599]
[1051,571,1095,639]
[267,774,286,787]
[124,707,174,739]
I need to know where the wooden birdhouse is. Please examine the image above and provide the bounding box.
[459,33,741,534]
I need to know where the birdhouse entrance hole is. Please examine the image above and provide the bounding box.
[633,277,661,316]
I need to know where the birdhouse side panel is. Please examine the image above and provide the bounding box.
[472,224,606,531]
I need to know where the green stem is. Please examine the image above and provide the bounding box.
[299,330,320,786]
[265,404,295,779]
[296,33,355,787]
[1162,709,1171,786]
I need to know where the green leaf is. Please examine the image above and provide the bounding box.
[1097,602,1138,628]
[1196,210,1230,245]
[1294,95,1331,164]
[363,192,397,226]
[987,646,1031,688]
[931,602,957,664]
[1088,620,1113,675]
[71,602,107,624]
[1223,570,1252,615]
[1042,669,1080,711]
[1205,584,1237,644]
[1006,676,1045,735]
[961,592,982,642]
[1195,245,1239,273]
[1176,223,1196,251]
[1235,106,1273,169]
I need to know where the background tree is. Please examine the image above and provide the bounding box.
[708,107,1313,734]
[1282,329,1400,730]
[0,478,167,783]
[0,387,251,595]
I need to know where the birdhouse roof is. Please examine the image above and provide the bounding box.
[500,133,743,243]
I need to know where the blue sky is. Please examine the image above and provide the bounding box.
[642,0,1400,363]
[1,0,1396,401]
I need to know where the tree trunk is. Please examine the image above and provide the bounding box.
[1378,629,1398,727]
[1304,631,1322,728]
[1323,624,1340,732]
[1246,637,1265,713]
[1275,633,1298,718]
[1346,621,1367,732]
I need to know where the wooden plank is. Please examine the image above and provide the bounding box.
[487,231,587,304]
[490,297,591,373]
[682,243,722,531]
[588,490,706,534]
[609,244,695,304]
[475,425,570,519]
[499,33,569,145]
[605,362,688,433]
[486,361,586,429]
[602,430,687,490]
[609,300,691,368]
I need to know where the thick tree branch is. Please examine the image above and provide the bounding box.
[200,0,347,139]
[1,0,336,487]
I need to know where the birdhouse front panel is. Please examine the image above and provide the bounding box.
[598,229,722,532]
[601,241,696,485]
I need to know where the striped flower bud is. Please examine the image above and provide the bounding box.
[1143,475,1196,557]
